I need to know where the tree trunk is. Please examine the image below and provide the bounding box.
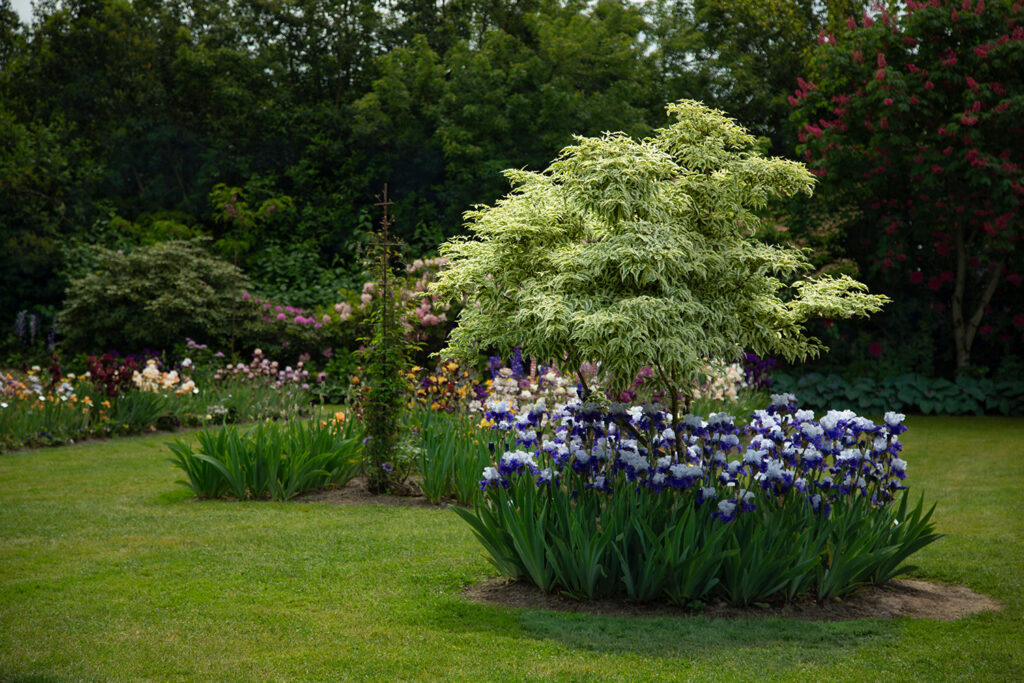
[950,226,1004,372]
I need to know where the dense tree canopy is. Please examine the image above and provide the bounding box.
[791,0,1023,373]
[0,0,667,326]
[1,0,1019,378]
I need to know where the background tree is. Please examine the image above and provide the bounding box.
[649,0,868,154]
[431,101,888,416]
[791,0,1023,374]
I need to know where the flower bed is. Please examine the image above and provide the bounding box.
[454,394,940,605]
[0,349,315,452]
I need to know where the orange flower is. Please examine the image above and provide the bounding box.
[334,411,346,424]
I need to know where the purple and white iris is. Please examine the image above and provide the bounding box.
[478,395,915,522]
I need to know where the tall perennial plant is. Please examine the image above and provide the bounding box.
[456,394,939,605]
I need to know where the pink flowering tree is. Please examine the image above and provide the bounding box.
[790,0,1023,371]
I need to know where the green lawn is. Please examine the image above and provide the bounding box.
[1,417,1022,681]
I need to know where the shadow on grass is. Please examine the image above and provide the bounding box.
[424,595,895,662]
[0,671,61,683]
[152,488,195,504]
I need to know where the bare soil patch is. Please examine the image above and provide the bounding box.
[297,477,446,509]
[465,576,1001,622]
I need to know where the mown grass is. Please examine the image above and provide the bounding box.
[1,417,1022,681]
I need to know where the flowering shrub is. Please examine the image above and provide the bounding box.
[133,359,198,395]
[790,1,1024,371]
[86,353,138,397]
[245,256,458,367]
[212,348,313,391]
[454,395,940,605]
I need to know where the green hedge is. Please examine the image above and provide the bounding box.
[772,372,1024,416]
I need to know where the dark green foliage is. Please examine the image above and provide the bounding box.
[650,0,867,154]
[167,417,363,500]
[0,0,665,331]
[56,240,258,354]
[773,372,1024,416]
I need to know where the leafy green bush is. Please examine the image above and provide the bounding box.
[168,415,362,500]
[772,372,1024,416]
[57,240,259,354]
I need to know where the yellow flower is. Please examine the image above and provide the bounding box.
[334,411,346,424]
[445,361,458,373]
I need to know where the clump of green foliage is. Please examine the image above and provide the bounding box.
[358,197,416,494]
[57,240,257,354]
[432,100,889,414]
[168,416,362,501]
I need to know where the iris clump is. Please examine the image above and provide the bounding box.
[454,394,940,606]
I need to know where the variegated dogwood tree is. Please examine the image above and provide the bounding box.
[431,100,888,415]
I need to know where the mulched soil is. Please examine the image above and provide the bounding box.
[300,480,1002,622]
[464,576,1001,622]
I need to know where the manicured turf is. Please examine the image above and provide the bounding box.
[1,417,1022,681]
